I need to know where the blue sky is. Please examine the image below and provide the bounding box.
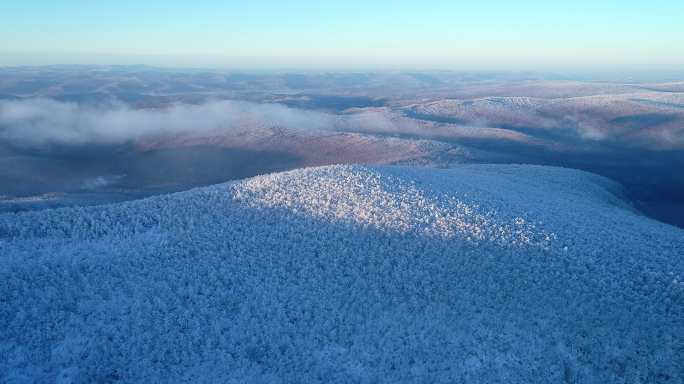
[1,0,683,69]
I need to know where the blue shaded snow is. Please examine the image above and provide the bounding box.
[0,164,682,383]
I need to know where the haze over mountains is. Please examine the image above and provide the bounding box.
[1,66,683,228]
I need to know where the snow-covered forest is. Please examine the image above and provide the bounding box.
[1,164,682,382]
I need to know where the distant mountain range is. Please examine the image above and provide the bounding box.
[1,66,683,228]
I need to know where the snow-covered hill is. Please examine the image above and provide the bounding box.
[402,92,684,150]
[1,164,682,383]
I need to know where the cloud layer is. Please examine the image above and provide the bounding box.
[0,99,336,146]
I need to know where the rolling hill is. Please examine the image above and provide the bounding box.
[1,164,682,383]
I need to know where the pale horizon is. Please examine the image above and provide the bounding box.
[2,1,683,71]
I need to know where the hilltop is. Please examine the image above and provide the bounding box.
[1,164,682,382]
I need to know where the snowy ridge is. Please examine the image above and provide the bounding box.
[1,164,683,383]
[232,165,555,249]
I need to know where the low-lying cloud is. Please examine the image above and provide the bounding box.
[2,98,680,152]
[0,99,336,146]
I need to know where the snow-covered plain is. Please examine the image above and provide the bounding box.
[0,164,682,383]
